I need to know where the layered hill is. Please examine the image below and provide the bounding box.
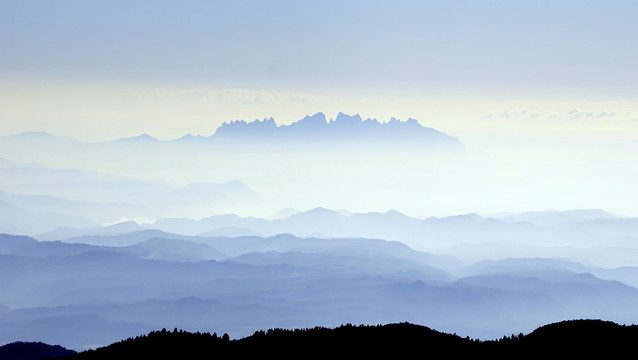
[2,230,638,351]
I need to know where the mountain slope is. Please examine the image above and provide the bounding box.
[212,112,465,149]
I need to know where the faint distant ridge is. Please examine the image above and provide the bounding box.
[115,133,160,143]
[16,131,57,138]
[3,114,464,149]
[213,112,464,149]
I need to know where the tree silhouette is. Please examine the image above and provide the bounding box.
[57,320,638,359]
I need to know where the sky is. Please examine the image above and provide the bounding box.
[1,0,636,138]
[7,0,636,94]
[1,0,637,216]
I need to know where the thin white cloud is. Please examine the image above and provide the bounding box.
[139,88,310,106]
[487,109,617,122]
[2,84,637,142]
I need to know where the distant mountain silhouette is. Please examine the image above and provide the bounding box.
[58,320,637,359]
[142,207,638,267]
[15,131,58,138]
[498,209,619,227]
[0,341,76,360]
[3,113,464,149]
[114,133,160,143]
[212,112,464,148]
[9,132,78,142]
[0,233,39,253]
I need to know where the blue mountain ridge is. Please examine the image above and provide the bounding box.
[3,113,464,149]
[212,112,464,148]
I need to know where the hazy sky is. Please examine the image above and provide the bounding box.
[1,0,637,216]
[2,0,636,94]
[1,0,637,139]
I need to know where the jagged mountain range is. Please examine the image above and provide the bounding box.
[1,113,464,148]
[211,112,464,147]
[0,114,468,217]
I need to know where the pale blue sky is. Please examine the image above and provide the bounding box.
[1,0,637,143]
[1,1,638,216]
[2,0,636,98]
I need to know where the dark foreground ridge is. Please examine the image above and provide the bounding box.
[0,341,76,360]
[56,320,636,359]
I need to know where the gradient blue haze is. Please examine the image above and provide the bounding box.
[1,0,636,97]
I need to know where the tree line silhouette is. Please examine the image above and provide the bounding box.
[0,341,76,360]
[59,320,637,359]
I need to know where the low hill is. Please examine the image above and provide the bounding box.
[0,341,76,360]
[60,320,637,359]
